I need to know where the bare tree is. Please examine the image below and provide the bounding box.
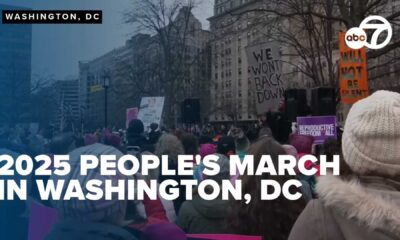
[225,0,400,89]
[0,62,53,126]
[126,0,194,124]
[124,0,210,127]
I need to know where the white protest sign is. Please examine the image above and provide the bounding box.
[138,97,165,131]
[246,42,285,114]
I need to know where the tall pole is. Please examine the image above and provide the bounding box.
[103,72,110,129]
[104,86,108,128]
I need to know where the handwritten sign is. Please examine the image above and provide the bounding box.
[138,97,164,131]
[339,32,369,104]
[246,42,285,114]
[297,116,337,144]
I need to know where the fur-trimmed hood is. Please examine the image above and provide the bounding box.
[316,175,400,237]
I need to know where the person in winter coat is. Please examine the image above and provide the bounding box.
[127,119,149,151]
[177,154,230,234]
[156,134,192,213]
[148,123,161,145]
[0,149,29,240]
[129,151,176,228]
[227,137,305,240]
[45,143,139,240]
[217,136,236,156]
[289,90,400,240]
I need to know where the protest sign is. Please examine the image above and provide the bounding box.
[246,42,285,114]
[138,97,165,130]
[339,32,369,104]
[126,107,138,128]
[297,116,337,144]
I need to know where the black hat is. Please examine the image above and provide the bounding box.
[217,136,235,155]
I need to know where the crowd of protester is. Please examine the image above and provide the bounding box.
[0,90,400,239]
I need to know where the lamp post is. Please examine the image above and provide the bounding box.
[103,72,110,128]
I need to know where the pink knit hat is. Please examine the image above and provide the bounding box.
[199,143,216,159]
[289,134,314,154]
[84,133,97,146]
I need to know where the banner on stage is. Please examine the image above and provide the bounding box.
[297,116,337,144]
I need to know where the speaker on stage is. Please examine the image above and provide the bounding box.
[311,88,336,116]
[285,89,309,122]
[181,99,200,124]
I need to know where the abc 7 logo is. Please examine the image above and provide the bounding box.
[345,16,392,50]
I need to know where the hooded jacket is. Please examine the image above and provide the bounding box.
[177,194,228,234]
[289,175,400,240]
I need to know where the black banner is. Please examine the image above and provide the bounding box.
[2,10,102,24]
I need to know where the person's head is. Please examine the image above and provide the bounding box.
[180,133,199,155]
[258,127,272,139]
[342,90,400,179]
[128,119,145,135]
[150,123,159,132]
[174,128,185,140]
[50,143,133,226]
[199,135,213,144]
[289,134,314,154]
[40,125,54,139]
[229,127,250,153]
[155,134,184,163]
[199,143,216,159]
[84,133,97,146]
[104,133,122,149]
[202,154,230,184]
[245,126,260,143]
[227,137,305,240]
[49,133,76,154]
[217,136,235,156]
[27,134,47,155]
[322,138,340,160]
[282,144,298,158]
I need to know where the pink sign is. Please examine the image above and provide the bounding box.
[187,234,262,240]
[126,107,139,128]
[28,202,58,240]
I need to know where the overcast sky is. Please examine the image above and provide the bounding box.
[0,0,213,80]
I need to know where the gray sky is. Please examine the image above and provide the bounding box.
[0,0,213,80]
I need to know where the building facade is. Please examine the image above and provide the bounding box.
[209,0,268,123]
[53,80,80,131]
[79,7,211,130]
[0,4,32,125]
[79,41,134,131]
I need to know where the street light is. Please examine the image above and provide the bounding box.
[103,72,110,128]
